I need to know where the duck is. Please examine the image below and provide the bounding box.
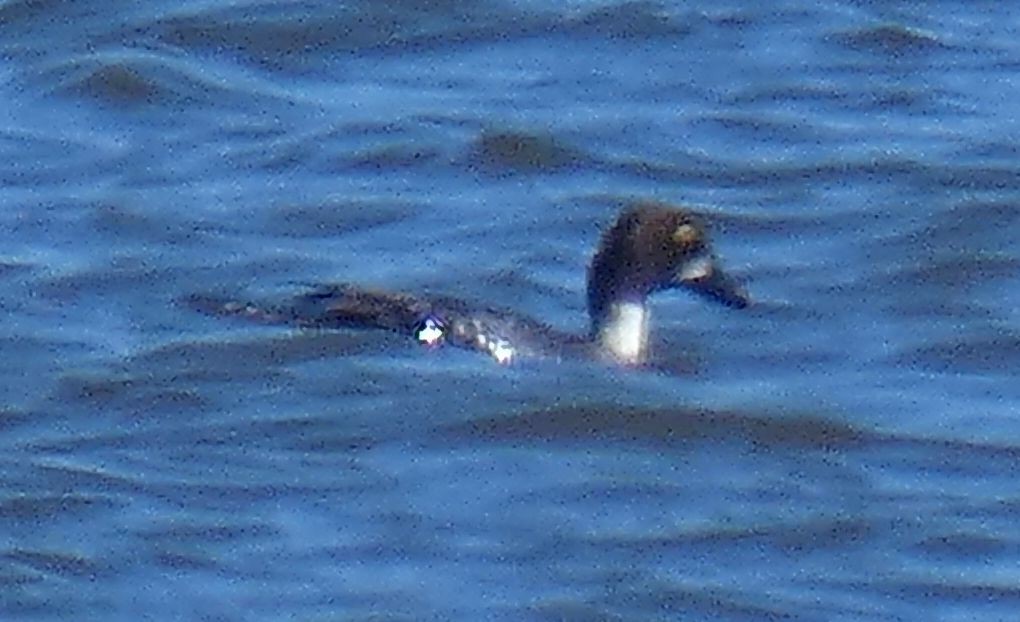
[196,202,749,366]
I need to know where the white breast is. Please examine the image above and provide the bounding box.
[597,301,649,365]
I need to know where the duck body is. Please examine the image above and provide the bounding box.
[198,202,749,366]
[289,284,590,364]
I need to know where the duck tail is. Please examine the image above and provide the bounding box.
[181,285,430,332]
[182,293,295,326]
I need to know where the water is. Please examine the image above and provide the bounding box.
[2,1,1019,620]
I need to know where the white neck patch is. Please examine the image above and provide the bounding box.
[597,301,649,364]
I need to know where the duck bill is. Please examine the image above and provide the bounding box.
[678,255,750,309]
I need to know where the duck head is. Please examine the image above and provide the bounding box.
[587,203,749,363]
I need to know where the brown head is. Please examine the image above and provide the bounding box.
[587,203,749,353]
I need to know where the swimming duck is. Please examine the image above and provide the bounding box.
[198,202,749,365]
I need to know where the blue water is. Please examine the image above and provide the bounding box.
[2,1,1019,620]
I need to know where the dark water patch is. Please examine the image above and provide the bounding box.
[990,57,1020,74]
[921,200,1020,253]
[320,519,457,565]
[0,592,73,620]
[605,581,802,622]
[151,482,312,509]
[33,359,402,456]
[791,157,926,188]
[164,418,378,453]
[203,134,310,173]
[22,424,230,455]
[0,562,40,588]
[516,479,686,512]
[435,404,866,449]
[486,266,575,301]
[944,499,1020,531]
[0,334,96,362]
[347,142,443,172]
[706,10,754,30]
[0,493,119,522]
[55,373,210,415]
[562,1,689,40]
[223,129,326,174]
[862,201,1020,315]
[36,263,176,303]
[885,253,1019,292]
[88,202,232,248]
[957,140,1020,163]
[916,532,1016,559]
[728,83,853,107]
[762,516,873,553]
[866,434,1020,491]
[0,408,32,431]
[135,520,279,546]
[137,327,403,381]
[153,550,222,572]
[68,63,162,105]
[53,374,130,407]
[529,601,621,622]
[870,87,929,110]
[695,113,825,144]
[482,266,581,330]
[936,438,1020,478]
[926,165,1020,193]
[141,474,387,512]
[740,345,845,376]
[90,202,161,239]
[212,119,291,146]
[829,23,944,57]
[0,0,133,59]
[875,579,1020,606]
[612,152,927,189]
[0,0,58,25]
[2,549,110,580]
[716,205,880,238]
[266,198,415,238]
[0,129,117,188]
[133,0,701,68]
[233,119,454,175]
[731,80,944,115]
[150,1,538,71]
[469,130,588,174]
[895,329,1020,374]
[869,279,993,325]
[582,515,873,559]
[0,260,34,279]
[43,53,251,109]
[29,463,140,496]
[269,418,380,453]
[153,5,375,70]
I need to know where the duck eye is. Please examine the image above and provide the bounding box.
[672,223,700,246]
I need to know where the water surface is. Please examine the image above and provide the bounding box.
[1,1,1018,620]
